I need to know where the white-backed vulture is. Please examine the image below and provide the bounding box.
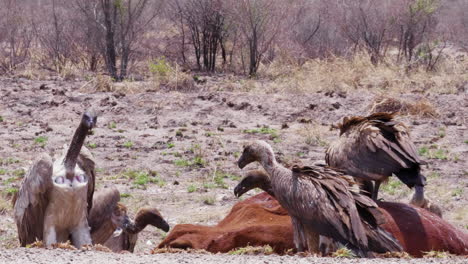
[89,187,170,252]
[13,110,97,248]
[237,140,402,257]
[325,112,429,209]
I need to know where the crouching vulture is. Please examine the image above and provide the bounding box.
[13,110,97,248]
[237,140,402,257]
[89,187,170,252]
[234,170,468,257]
[325,112,440,216]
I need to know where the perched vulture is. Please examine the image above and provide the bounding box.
[89,187,170,252]
[13,110,97,248]
[326,112,434,212]
[237,140,402,257]
[233,171,468,257]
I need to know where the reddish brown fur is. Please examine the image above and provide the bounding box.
[159,193,468,257]
[158,193,294,254]
[377,201,468,257]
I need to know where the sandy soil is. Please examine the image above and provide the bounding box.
[0,77,466,262]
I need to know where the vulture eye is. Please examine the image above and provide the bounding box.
[55,176,65,184]
[75,175,85,183]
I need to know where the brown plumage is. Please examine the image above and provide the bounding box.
[13,110,97,248]
[237,140,402,257]
[89,187,170,252]
[234,170,274,198]
[326,112,430,209]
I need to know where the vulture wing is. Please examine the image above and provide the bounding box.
[326,113,425,187]
[288,165,369,251]
[88,186,120,235]
[77,146,96,213]
[13,153,53,246]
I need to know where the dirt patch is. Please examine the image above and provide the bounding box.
[0,77,466,260]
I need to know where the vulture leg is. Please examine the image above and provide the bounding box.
[319,236,338,256]
[71,223,92,248]
[358,179,374,198]
[372,181,381,201]
[304,226,320,254]
[291,216,306,252]
[43,224,57,247]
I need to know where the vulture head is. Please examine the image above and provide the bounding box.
[81,109,98,131]
[234,170,272,198]
[238,140,275,169]
[126,208,170,234]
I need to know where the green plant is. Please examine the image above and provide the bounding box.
[0,168,6,175]
[452,188,464,197]
[4,187,18,195]
[13,169,25,178]
[203,195,216,205]
[418,145,449,160]
[203,182,216,189]
[34,136,48,147]
[123,141,134,148]
[120,193,131,198]
[423,250,450,258]
[187,184,197,193]
[228,245,273,255]
[381,177,403,195]
[0,116,3,122]
[192,156,206,167]
[0,158,19,166]
[438,127,446,138]
[108,122,117,129]
[428,171,440,179]
[87,143,97,149]
[167,142,175,148]
[243,127,279,140]
[332,247,356,258]
[149,57,172,77]
[174,159,190,167]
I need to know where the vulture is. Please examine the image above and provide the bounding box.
[325,112,428,208]
[13,110,97,248]
[237,140,402,257]
[89,187,170,252]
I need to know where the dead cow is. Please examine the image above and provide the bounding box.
[158,193,468,257]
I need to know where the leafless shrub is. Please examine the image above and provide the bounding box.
[171,0,227,72]
[230,0,285,76]
[76,0,161,81]
[369,96,438,118]
[0,0,34,74]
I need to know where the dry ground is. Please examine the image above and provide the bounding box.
[0,77,466,262]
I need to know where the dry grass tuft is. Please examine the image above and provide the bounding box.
[258,52,467,94]
[423,250,454,258]
[94,74,114,92]
[228,245,274,255]
[331,247,356,258]
[369,96,438,118]
[0,195,11,214]
[378,251,412,259]
[296,123,329,147]
[26,241,44,248]
[151,247,211,254]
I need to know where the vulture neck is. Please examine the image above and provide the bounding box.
[64,121,89,180]
[411,185,425,206]
[257,150,287,182]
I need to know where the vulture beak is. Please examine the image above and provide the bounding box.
[237,152,251,169]
[233,185,245,198]
[157,219,170,233]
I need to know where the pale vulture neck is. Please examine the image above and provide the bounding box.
[64,120,88,180]
[257,147,287,181]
